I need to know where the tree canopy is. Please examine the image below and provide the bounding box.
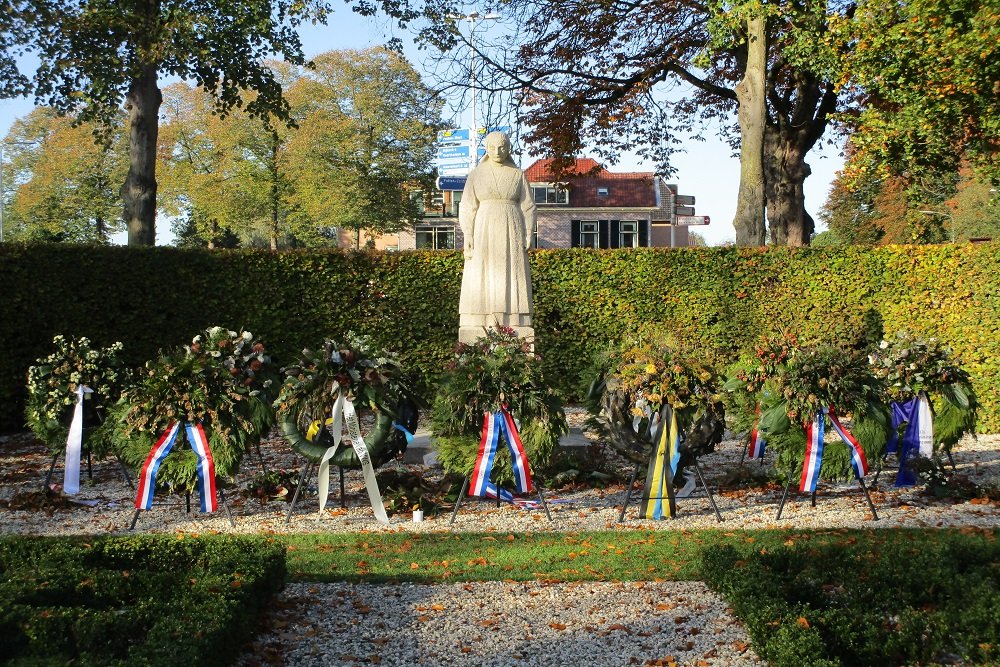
[3,108,127,243]
[159,48,441,249]
[1,0,332,245]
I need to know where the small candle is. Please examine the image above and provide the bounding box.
[412,509,424,522]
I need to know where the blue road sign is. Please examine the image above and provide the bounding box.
[437,176,468,191]
[438,144,470,159]
[438,128,471,144]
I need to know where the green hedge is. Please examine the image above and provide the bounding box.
[2,242,998,433]
[0,534,286,665]
[700,529,1000,666]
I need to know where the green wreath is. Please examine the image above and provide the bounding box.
[25,335,126,458]
[726,340,891,482]
[586,339,726,479]
[109,327,277,494]
[870,331,977,453]
[431,327,567,486]
[275,335,418,468]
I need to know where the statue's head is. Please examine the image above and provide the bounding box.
[483,131,516,167]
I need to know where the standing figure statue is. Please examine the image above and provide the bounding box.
[457,131,536,344]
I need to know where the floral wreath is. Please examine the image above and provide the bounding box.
[725,336,891,482]
[25,335,126,457]
[588,338,726,470]
[110,327,277,494]
[275,334,416,468]
[869,331,977,451]
[431,326,567,485]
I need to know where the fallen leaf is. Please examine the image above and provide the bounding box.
[549,622,567,630]
[797,616,810,629]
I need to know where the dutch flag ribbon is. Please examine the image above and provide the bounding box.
[63,384,94,495]
[640,405,681,520]
[135,421,180,510]
[134,421,219,512]
[800,407,870,493]
[470,406,534,503]
[800,411,826,493]
[185,422,218,512]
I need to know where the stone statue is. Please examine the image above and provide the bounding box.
[457,131,536,344]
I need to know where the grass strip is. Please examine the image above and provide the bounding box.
[0,534,286,666]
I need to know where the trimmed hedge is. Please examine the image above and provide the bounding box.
[700,529,1000,666]
[0,534,286,665]
[2,242,998,433]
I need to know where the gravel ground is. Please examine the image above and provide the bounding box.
[2,409,998,666]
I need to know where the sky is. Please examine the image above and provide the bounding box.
[0,5,845,246]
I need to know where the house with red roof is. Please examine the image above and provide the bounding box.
[397,158,697,250]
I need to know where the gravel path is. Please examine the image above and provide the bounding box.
[2,414,998,666]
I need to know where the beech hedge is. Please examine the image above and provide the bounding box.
[1,242,997,433]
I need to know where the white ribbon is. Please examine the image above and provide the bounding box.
[316,395,389,524]
[917,392,934,457]
[64,385,93,495]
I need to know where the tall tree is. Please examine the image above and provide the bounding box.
[839,0,1000,187]
[390,0,853,246]
[3,108,127,242]
[2,0,331,246]
[159,48,441,249]
[285,48,440,248]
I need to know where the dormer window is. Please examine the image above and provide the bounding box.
[597,187,609,197]
[532,185,569,205]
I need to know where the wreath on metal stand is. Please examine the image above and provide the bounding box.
[431,326,566,524]
[109,327,278,529]
[25,335,132,495]
[587,338,726,522]
[275,336,417,524]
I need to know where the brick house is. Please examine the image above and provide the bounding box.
[397,158,690,250]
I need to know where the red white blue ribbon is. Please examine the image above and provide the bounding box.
[748,427,766,459]
[185,422,218,512]
[134,421,218,512]
[800,407,869,493]
[827,407,869,480]
[747,405,766,460]
[886,393,933,486]
[135,421,181,510]
[470,407,533,502]
[800,412,825,493]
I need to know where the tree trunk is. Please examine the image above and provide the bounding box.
[95,216,106,243]
[765,128,815,246]
[121,63,161,246]
[732,16,768,247]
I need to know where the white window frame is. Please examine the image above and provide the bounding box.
[533,185,568,205]
[620,220,639,248]
[580,220,599,249]
[415,225,456,250]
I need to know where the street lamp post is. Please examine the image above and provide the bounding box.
[447,11,500,171]
[918,209,955,243]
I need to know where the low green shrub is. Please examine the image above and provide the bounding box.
[0,535,286,666]
[700,529,1000,666]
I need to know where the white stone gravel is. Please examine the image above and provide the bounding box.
[239,581,765,667]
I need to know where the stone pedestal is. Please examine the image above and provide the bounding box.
[458,325,535,345]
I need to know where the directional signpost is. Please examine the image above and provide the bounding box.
[676,215,711,225]
[674,205,695,216]
[437,176,468,191]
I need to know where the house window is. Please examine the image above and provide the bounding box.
[597,187,609,197]
[532,185,568,205]
[415,226,455,250]
[580,221,599,249]
[620,220,638,248]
